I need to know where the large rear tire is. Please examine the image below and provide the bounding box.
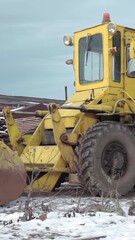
[75,122,135,196]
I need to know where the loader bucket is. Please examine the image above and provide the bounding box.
[0,141,26,205]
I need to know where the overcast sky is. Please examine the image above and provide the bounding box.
[0,0,135,100]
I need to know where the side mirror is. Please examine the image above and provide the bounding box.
[130,40,135,59]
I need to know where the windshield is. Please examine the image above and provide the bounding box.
[79,33,103,84]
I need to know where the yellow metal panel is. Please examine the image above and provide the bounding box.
[21,145,68,192]
[27,172,62,192]
[3,108,24,155]
[65,88,107,104]
[0,141,25,170]
[21,145,61,166]
[130,40,135,59]
[49,103,75,172]
[44,115,79,129]
[74,112,97,134]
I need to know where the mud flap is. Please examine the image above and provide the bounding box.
[0,141,26,205]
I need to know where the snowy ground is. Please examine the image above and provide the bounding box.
[0,189,135,240]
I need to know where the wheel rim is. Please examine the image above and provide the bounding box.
[101,142,128,179]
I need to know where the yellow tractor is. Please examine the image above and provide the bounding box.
[1,13,135,204]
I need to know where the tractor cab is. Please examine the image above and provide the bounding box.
[64,13,135,101]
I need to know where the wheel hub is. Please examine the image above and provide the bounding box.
[112,151,125,169]
[101,142,128,179]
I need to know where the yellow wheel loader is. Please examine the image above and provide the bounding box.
[2,13,135,204]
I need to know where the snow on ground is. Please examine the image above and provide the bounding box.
[0,191,135,240]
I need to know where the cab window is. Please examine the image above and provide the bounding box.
[79,33,103,84]
[112,31,121,82]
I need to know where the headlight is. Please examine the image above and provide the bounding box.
[63,35,73,46]
[108,23,117,34]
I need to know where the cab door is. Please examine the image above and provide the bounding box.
[124,30,135,99]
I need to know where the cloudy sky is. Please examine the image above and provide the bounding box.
[0,0,134,100]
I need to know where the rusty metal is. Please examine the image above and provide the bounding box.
[0,168,26,205]
[68,173,81,185]
[0,141,26,205]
